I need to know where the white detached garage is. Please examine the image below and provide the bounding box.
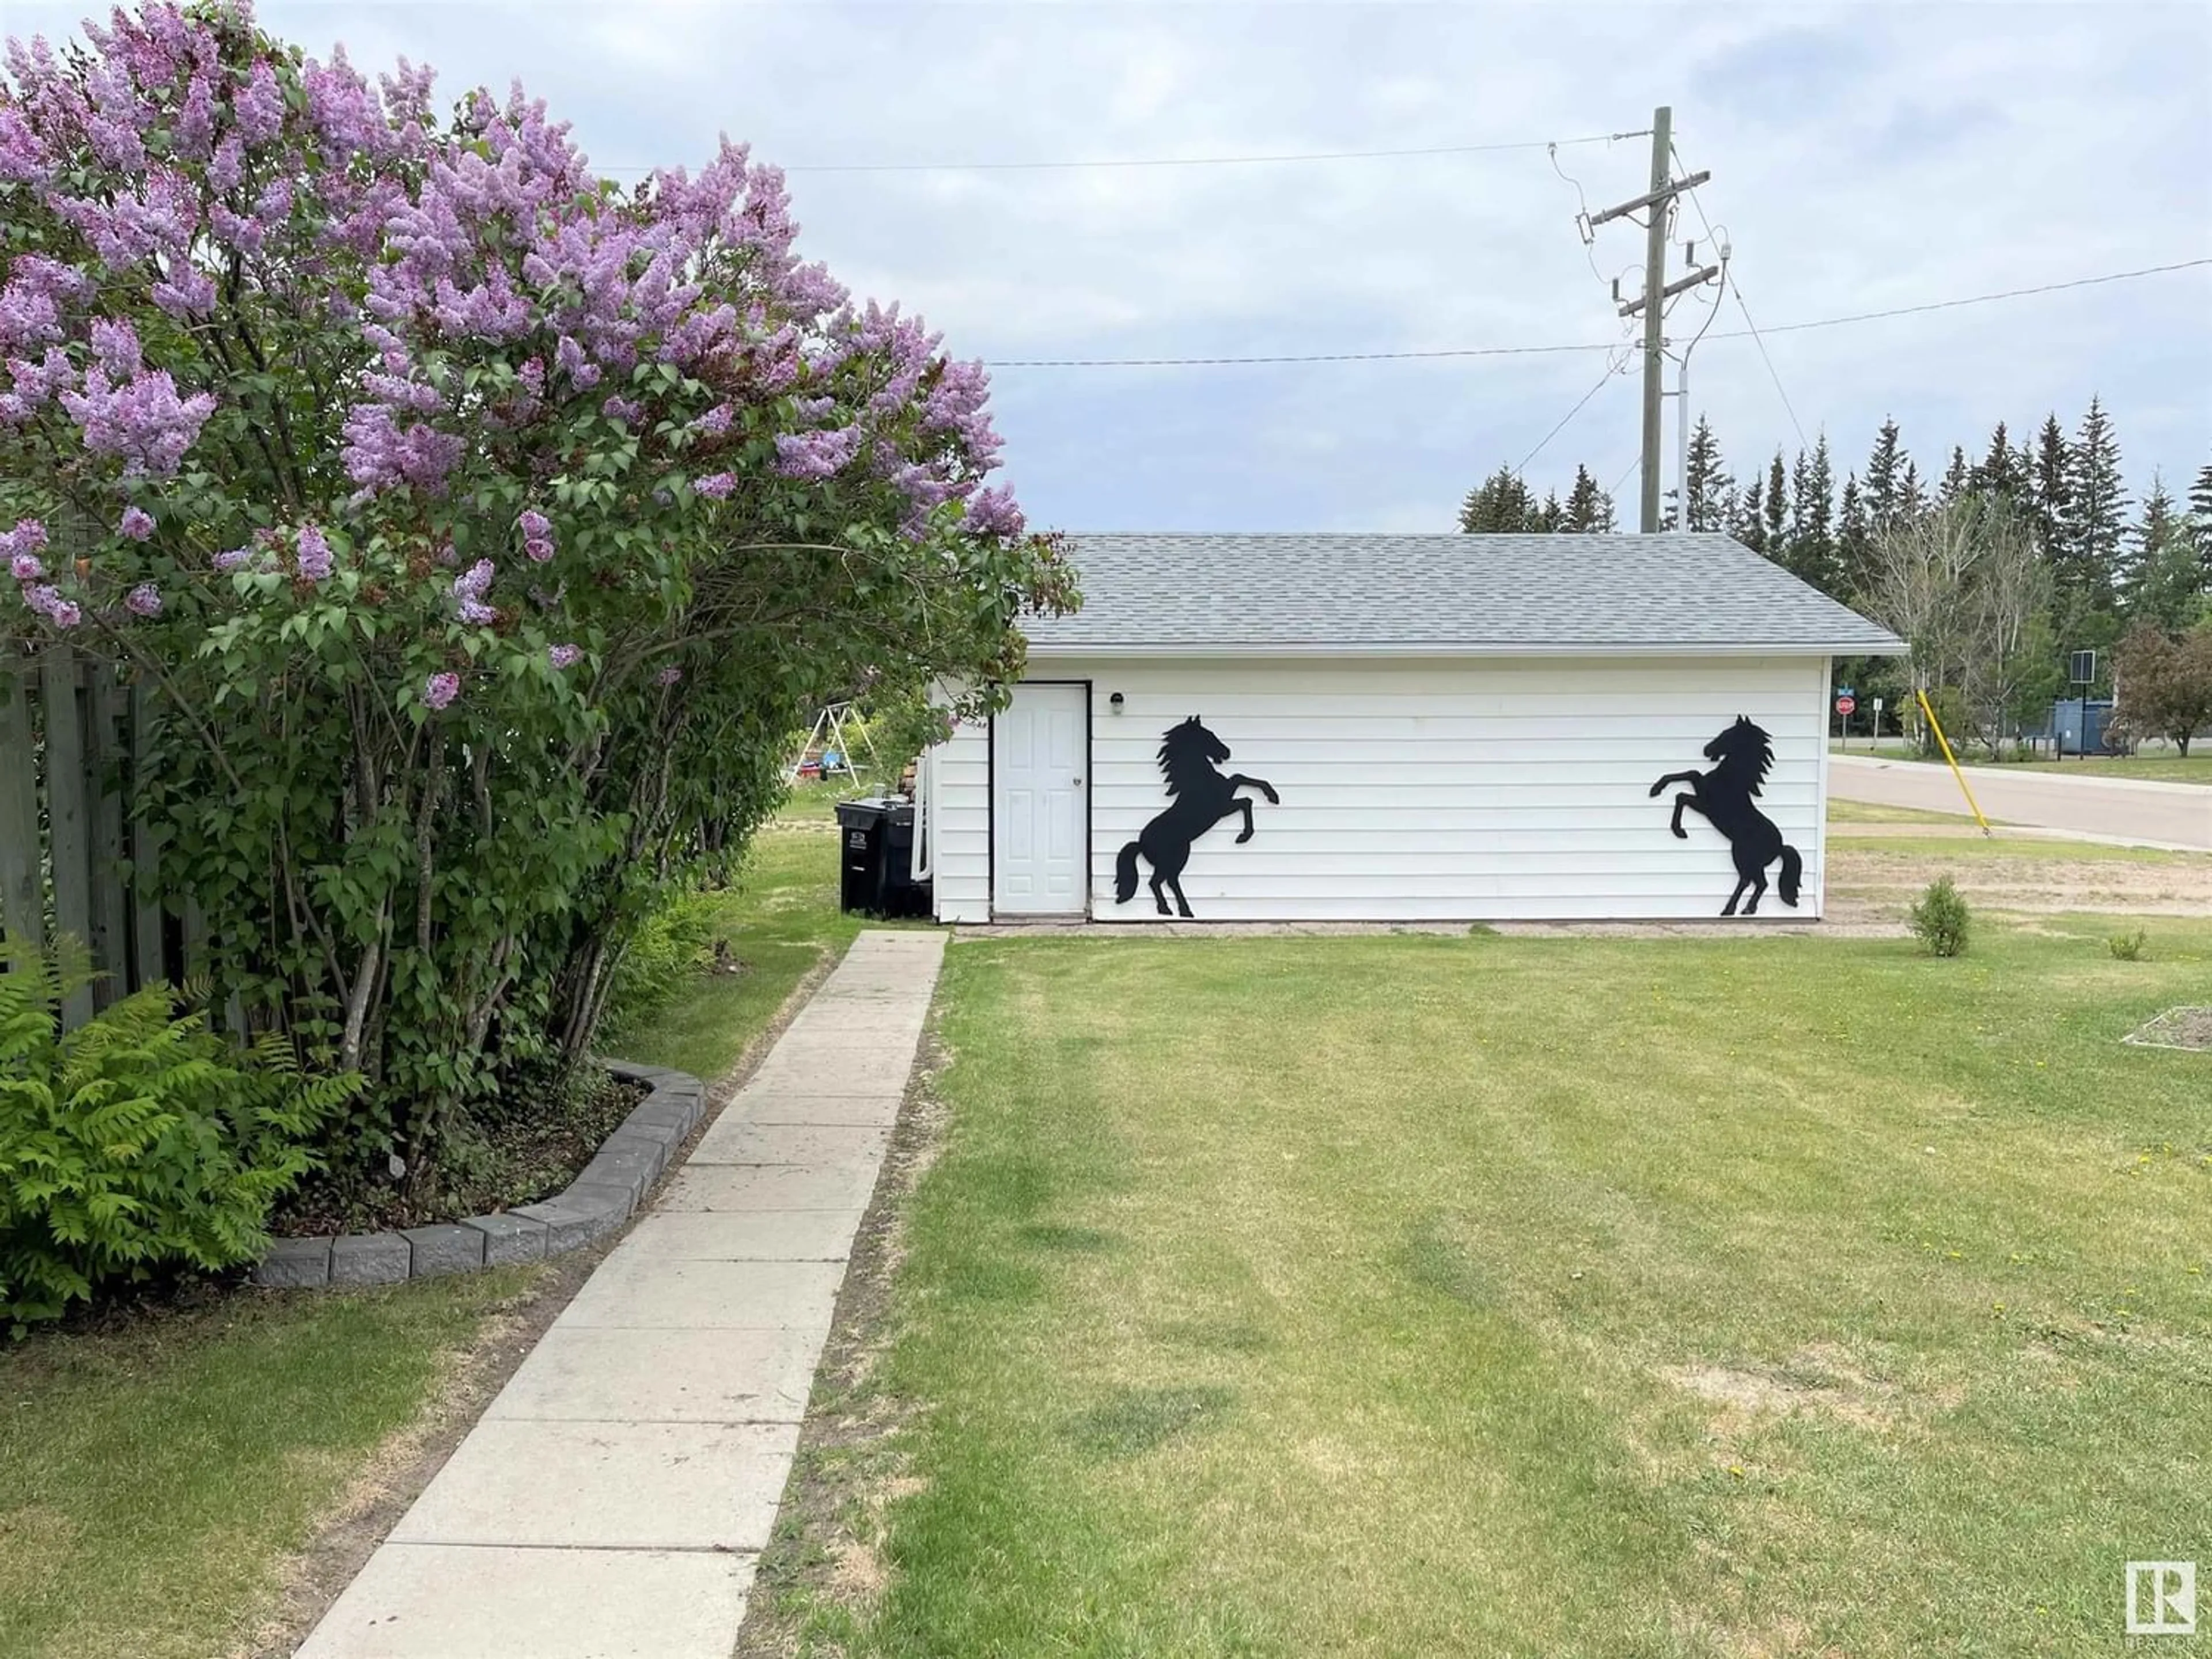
[917,533,1904,924]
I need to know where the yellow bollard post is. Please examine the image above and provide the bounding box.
[1916,688,1992,836]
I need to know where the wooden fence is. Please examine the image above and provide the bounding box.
[1,643,182,1029]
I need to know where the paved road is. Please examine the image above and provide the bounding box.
[1830,755,2211,850]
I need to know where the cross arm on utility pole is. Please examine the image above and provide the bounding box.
[1618,263,1721,318]
[1586,169,1709,229]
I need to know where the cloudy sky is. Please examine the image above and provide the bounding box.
[14,1,2212,532]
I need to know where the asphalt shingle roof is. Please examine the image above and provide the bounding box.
[1021,533,1906,655]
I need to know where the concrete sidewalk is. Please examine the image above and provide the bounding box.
[297,930,945,1659]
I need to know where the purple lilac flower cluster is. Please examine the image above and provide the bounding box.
[452,558,496,624]
[296,524,334,581]
[3,1,431,495]
[517,509,554,563]
[21,584,81,627]
[6,517,74,627]
[2,517,49,580]
[0,0,1035,653]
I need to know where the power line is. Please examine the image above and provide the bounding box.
[1514,351,1631,476]
[990,341,1619,368]
[982,257,2211,367]
[1728,260,2212,338]
[595,130,1648,177]
[1728,279,1808,449]
[1607,452,1642,501]
[1673,143,1806,450]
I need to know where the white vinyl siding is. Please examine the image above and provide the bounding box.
[926,711,991,923]
[930,653,1831,923]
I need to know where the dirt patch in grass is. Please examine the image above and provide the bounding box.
[1827,842,2212,925]
[732,1035,949,1659]
[2125,1007,2212,1051]
[271,1067,646,1236]
[1661,1345,1901,1435]
[1657,1346,1974,1462]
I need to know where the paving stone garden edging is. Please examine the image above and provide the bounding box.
[249,1060,706,1289]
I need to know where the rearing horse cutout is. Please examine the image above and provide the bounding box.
[1115,716,1279,918]
[1650,715,1804,916]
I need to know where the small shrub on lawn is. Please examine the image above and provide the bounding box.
[1,937,357,1334]
[1909,877,1971,957]
[2108,929,2149,962]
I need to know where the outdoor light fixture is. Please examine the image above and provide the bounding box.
[1109,692,1125,713]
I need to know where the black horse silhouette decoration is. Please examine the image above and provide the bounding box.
[1115,717,1279,918]
[1650,716,1803,916]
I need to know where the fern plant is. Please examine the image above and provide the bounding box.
[1,935,359,1334]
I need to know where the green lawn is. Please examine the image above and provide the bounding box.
[0,816,857,1659]
[793,922,2212,1657]
[2004,754,2210,784]
[607,813,878,1080]
[1826,798,1983,826]
[0,1271,540,1659]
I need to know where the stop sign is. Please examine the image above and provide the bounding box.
[1835,694,1857,717]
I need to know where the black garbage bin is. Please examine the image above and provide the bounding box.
[836,798,931,919]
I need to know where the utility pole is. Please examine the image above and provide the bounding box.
[1589,107,1714,532]
[1636,108,1669,533]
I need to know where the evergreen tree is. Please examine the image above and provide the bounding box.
[1864,418,1908,530]
[1736,474,1767,553]
[1763,451,1787,554]
[2127,474,2203,630]
[1458,465,1537,533]
[2028,413,2072,569]
[1900,459,1926,524]
[1785,435,1836,592]
[1563,464,1615,533]
[1940,445,1971,503]
[1536,490,1564,533]
[1838,474,1869,597]
[2059,395,2126,613]
[1973,422,2026,501]
[1683,415,1731,532]
[2192,460,2212,584]
[2111,456,2156,599]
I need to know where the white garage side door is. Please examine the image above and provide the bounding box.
[993,683,1088,914]
[1061,654,1829,922]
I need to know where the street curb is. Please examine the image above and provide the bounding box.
[250,1060,706,1290]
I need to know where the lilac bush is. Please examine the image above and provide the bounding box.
[0,1,1073,1187]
